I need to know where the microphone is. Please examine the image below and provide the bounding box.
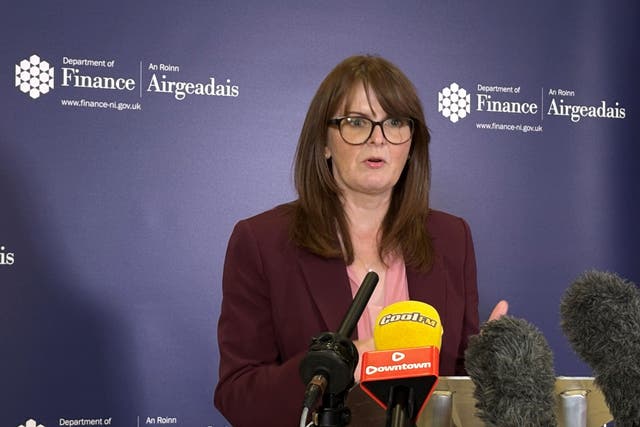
[299,271,379,412]
[560,270,640,426]
[464,315,557,427]
[360,300,443,427]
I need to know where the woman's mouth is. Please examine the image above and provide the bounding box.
[365,157,385,168]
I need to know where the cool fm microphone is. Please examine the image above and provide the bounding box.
[464,315,558,427]
[299,271,379,426]
[360,300,444,427]
[560,270,640,426]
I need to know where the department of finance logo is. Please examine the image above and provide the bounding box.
[18,419,44,427]
[438,82,470,123]
[15,54,54,99]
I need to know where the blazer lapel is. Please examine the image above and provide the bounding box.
[295,243,450,337]
[406,253,448,322]
[297,249,353,334]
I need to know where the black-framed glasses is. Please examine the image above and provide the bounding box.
[327,116,414,145]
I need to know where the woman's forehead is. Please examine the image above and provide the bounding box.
[337,82,381,114]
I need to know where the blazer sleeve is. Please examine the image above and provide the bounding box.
[214,219,306,427]
[454,216,480,374]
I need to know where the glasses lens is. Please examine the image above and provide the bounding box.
[339,117,372,145]
[383,118,413,144]
[338,117,413,144]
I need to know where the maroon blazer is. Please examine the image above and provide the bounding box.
[214,204,479,427]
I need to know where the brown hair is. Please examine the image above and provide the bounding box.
[291,54,433,271]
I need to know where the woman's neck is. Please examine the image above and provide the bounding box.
[342,192,391,272]
[342,192,390,234]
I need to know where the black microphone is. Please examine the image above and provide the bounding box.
[464,315,558,427]
[299,271,379,411]
[337,271,380,337]
[560,270,640,426]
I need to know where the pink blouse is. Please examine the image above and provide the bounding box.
[347,255,410,340]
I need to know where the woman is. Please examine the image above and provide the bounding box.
[214,55,507,426]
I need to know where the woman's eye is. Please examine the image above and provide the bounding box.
[347,118,367,127]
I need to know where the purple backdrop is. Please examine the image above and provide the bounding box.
[1,1,639,426]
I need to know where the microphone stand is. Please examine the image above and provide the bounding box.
[386,386,416,427]
[314,389,352,427]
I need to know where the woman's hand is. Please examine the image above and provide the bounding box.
[488,300,509,321]
[352,337,375,383]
